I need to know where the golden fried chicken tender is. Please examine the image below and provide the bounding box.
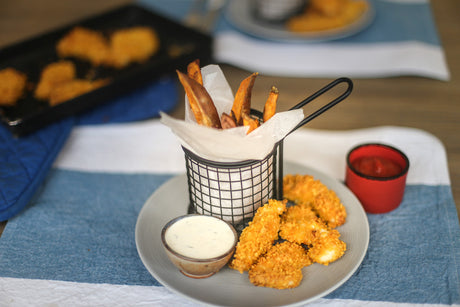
[287,0,368,32]
[283,174,347,228]
[308,229,346,265]
[57,27,111,66]
[230,199,287,273]
[0,68,27,106]
[34,61,76,100]
[48,79,108,106]
[249,241,311,289]
[314,191,347,228]
[279,202,330,245]
[310,0,348,17]
[106,27,159,69]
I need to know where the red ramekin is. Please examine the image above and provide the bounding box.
[345,143,410,214]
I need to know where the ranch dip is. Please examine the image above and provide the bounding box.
[165,215,236,259]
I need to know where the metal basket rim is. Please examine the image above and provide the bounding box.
[182,143,279,169]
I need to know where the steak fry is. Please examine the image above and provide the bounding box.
[231,72,258,125]
[263,86,278,122]
[187,59,203,85]
[176,70,221,129]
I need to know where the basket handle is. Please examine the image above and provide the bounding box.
[287,77,353,135]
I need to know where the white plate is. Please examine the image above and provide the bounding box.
[135,162,369,307]
[225,0,375,43]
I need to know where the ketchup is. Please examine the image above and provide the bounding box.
[351,156,402,178]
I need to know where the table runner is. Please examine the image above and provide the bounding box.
[0,122,458,306]
[139,0,450,81]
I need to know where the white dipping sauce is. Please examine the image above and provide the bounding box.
[165,215,235,259]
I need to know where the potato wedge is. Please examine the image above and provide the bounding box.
[176,70,221,129]
[231,72,258,125]
[187,59,203,85]
[221,112,237,129]
[242,113,260,134]
[263,86,279,123]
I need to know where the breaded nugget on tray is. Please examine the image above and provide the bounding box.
[34,61,76,100]
[249,241,312,289]
[0,68,27,106]
[57,27,111,66]
[57,26,159,69]
[283,174,347,228]
[229,199,287,273]
[49,79,109,106]
[106,27,159,69]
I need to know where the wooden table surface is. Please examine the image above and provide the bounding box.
[1,0,459,236]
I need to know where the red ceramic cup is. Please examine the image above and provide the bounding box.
[345,143,409,214]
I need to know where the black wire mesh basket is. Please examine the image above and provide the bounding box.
[184,139,281,231]
[184,77,353,230]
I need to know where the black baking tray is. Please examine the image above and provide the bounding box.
[0,4,213,136]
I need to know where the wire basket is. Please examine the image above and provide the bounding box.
[184,140,282,231]
[183,77,353,230]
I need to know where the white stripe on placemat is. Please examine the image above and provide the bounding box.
[215,34,450,81]
[1,277,456,307]
[54,120,185,174]
[54,120,450,186]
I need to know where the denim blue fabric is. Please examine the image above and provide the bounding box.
[0,169,459,304]
[0,78,178,221]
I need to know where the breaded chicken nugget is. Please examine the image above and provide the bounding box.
[308,229,346,265]
[287,0,368,32]
[230,199,287,273]
[106,27,159,68]
[314,191,346,228]
[34,61,76,100]
[57,27,110,66]
[279,202,330,246]
[48,79,108,106]
[310,0,348,17]
[0,68,27,106]
[283,174,347,228]
[249,241,311,289]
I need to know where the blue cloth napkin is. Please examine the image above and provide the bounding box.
[0,77,178,221]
